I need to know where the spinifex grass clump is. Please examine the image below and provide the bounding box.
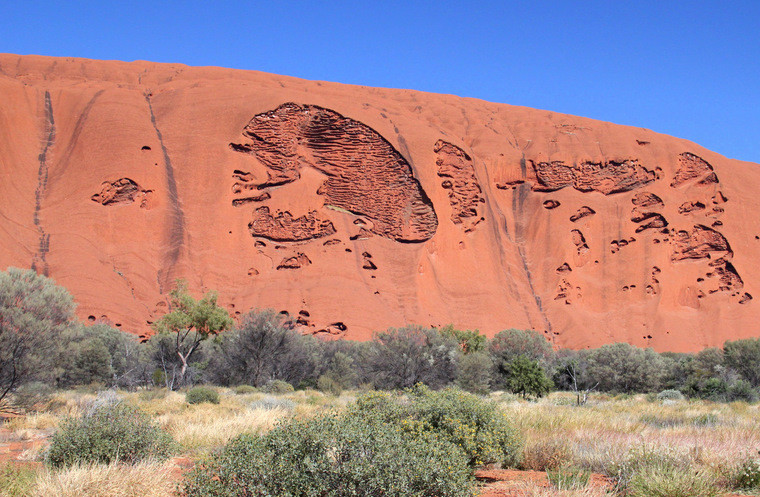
[182,413,474,497]
[546,466,591,490]
[46,401,176,467]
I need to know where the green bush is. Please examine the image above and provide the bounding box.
[181,413,474,497]
[46,401,175,467]
[732,457,760,491]
[232,385,258,395]
[186,386,220,405]
[261,379,294,394]
[349,385,523,468]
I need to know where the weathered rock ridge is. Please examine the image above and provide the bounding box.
[0,54,758,351]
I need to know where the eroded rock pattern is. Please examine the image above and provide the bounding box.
[91,178,151,207]
[231,170,271,206]
[249,207,336,242]
[630,210,669,232]
[672,225,732,262]
[631,192,664,208]
[570,206,596,222]
[230,103,437,242]
[679,201,706,214]
[532,159,656,195]
[277,252,312,270]
[434,140,483,231]
[671,153,715,187]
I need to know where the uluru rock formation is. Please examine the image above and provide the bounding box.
[1,53,758,351]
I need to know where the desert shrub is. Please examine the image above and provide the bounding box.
[521,438,573,471]
[232,385,258,394]
[181,413,474,497]
[317,374,343,396]
[659,352,695,391]
[731,456,760,491]
[657,389,685,401]
[318,350,358,391]
[46,401,175,467]
[249,396,296,411]
[585,343,665,393]
[628,466,721,497]
[11,381,54,412]
[456,351,493,395]
[349,386,523,468]
[727,379,758,402]
[489,328,554,365]
[261,379,294,394]
[724,337,760,387]
[186,386,220,404]
[367,326,460,389]
[547,466,591,490]
[206,309,320,388]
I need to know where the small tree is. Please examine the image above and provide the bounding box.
[503,355,553,399]
[0,268,75,408]
[207,309,320,387]
[56,324,149,389]
[152,281,232,389]
[724,338,760,387]
[456,351,493,395]
[553,351,598,405]
[369,326,461,389]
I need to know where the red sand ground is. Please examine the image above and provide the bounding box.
[1,54,759,351]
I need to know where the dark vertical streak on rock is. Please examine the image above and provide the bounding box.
[53,90,104,178]
[32,91,55,276]
[512,182,553,333]
[145,94,185,293]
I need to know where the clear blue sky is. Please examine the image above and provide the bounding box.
[3,1,758,162]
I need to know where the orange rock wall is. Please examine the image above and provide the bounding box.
[1,54,759,351]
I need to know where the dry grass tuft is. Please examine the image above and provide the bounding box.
[32,461,174,497]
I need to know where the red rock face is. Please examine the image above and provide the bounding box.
[1,54,759,351]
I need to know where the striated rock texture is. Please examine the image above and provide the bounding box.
[1,54,759,351]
